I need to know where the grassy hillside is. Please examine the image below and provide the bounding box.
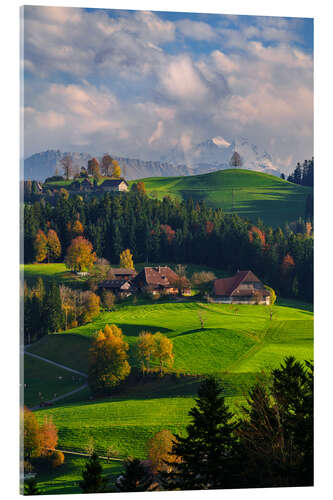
[132,169,312,227]
[27,301,313,375]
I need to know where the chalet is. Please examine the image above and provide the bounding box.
[213,270,270,304]
[99,279,135,297]
[100,179,129,192]
[70,178,94,192]
[108,268,137,280]
[132,266,180,295]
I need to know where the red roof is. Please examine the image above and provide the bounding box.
[214,270,269,297]
[134,266,178,288]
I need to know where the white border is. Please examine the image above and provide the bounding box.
[1,1,332,499]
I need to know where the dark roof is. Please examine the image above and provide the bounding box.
[102,179,128,187]
[109,267,136,276]
[99,279,133,290]
[133,266,178,288]
[214,270,269,297]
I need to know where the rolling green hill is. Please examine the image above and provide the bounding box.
[132,169,312,227]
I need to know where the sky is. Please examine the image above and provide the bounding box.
[22,6,313,173]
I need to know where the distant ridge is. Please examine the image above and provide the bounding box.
[24,137,281,181]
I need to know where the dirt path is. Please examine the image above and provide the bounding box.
[30,383,88,411]
[24,349,87,378]
[54,449,123,462]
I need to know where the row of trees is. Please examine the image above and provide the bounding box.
[88,325,174,394]
[60,154,122,181]
[286,158,314,187]
[66,356,313,494]
[24,191,313,301]
[23,278,100,344]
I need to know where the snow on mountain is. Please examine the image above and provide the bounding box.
[163,136,281,177]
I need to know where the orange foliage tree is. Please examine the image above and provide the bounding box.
[34,229,48,262]
[249,226,266,246]
[40,415,58,454]
[65,236,96,272]
[205,221,214,234]
[160,224,176,243]
[88,324,131,394]
[281,253,295,271]
[147,429,178,473]
[47,229,61,262]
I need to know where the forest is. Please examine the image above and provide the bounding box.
[23,190,313,302]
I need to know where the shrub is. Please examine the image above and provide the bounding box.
[50,450,65,468]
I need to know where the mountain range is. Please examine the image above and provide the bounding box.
[24,137,281,181]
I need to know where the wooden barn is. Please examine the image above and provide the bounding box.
[213,270,270,304]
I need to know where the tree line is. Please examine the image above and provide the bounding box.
[24,191,313,301]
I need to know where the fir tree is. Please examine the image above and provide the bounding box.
[42,282,63,333]
[116,458,155,492]
[161,377,238,490]
[79,452,107,493]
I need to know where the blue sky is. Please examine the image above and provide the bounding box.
[23,6,313,172]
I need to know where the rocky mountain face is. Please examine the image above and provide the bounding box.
[24,137,280,181]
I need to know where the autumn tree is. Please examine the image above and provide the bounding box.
[147,429,177,473]
[281,253,295,272]
[87,158,101,179]
[40,415,58,454]
[65,236,96,272]
[60,155,73,180]
[34,229,48,262]
[71,219,84,237]
[119,249,134,270]
[160,224,175,243]
[131,181,146,194]
[191,271,216,296]
[88,324,131,394]
[101,154,113,176]
[81,292,100,323]
[152,332,174,375]
[264,285,277,306]
[170,265,190,296]
[136,331,155,375]
[101,290,116,311]
[47,229,61,262]
[22,407,43,459]
[112,159,121,178]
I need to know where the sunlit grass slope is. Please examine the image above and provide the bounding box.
[132,169,312,227]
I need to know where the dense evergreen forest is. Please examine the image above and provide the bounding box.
[24,191,313,301]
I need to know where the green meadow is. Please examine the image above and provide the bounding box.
[23,263,313,494]
[132,169,312,227]
[23,355,85,408]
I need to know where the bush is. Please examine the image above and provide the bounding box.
[50,450,65,468]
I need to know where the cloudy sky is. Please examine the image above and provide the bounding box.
[22,6,313,173]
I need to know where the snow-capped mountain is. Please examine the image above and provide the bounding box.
[162,136,280,177]
[24,137,280,181]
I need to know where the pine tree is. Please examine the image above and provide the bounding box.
[24,477,40,495]
[161,377,238,490]
[116,458,154,492]
[79,452,107,493]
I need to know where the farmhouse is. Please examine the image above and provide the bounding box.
[213,270,270,304]
[132,266,180,295]
[100,179,129,192]
[99,279,136,297]
[108,268,137,280]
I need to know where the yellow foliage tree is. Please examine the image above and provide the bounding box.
[119,249,134,270]
[34,229,48,262]
[137,331,155,374]
[112,160,121,178]
[47,229,61,262]
[65,236,96,272]
[72,219,84,237]
[152,332,174,374]
[88,324,130,393]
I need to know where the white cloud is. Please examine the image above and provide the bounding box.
[159,56,209,101]
[176,19,217,41]
[148,120,164,145]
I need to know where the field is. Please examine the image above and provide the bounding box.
[23,263,313,494]
[131,169,312,227]
[23,355,85,408]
